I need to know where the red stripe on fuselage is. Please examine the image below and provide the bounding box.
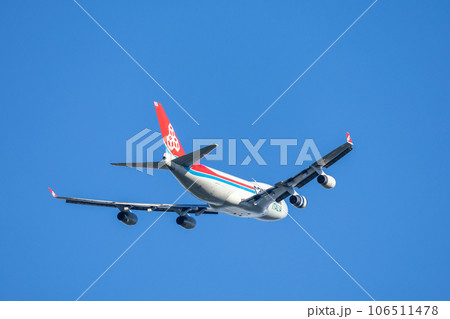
[190,164,255,191]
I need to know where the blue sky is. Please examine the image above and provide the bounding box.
[1,0,449,301]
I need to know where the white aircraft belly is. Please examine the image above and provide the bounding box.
[168,164,287,220]
[171,166,254,207]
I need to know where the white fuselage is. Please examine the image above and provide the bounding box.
[165,159,288,221]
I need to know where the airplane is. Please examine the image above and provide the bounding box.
[49,102,353,229]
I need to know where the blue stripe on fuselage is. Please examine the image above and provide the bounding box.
[189,169,255,193]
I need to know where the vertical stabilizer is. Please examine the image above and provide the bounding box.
[154,102,186,158]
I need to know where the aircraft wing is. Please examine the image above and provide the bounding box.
[246,133,354,204]
[48,188,219,215]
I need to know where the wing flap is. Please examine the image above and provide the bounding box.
[315,142,353,169]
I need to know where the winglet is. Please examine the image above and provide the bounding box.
[346,132,353,145]
[48,187,57,198]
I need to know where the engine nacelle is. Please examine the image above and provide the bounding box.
[317,174,336,189]
[117,211,138,226]
[176,215,197,229]
[289,195,307,209]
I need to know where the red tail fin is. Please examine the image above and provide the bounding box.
[154,102,186,157]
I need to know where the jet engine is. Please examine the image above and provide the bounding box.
[176,215,197,229]
[117,211,138,226]
[317,174,336,189]
[289,195,307,209]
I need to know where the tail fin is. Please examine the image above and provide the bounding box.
[154,102,186,158]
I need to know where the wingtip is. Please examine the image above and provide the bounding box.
[153,101,160,107]
[346,132,353,145]
[48,187,57,198]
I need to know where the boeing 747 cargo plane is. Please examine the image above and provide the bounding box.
[49,102,353,229]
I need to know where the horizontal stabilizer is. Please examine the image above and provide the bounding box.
[110,161,168,169]
[172,144,217,168]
